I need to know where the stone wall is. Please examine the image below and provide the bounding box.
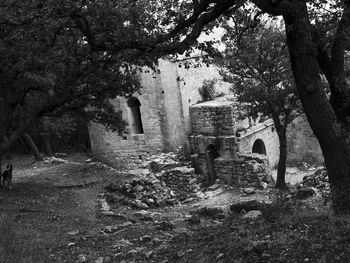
[214,154,273,188]
[190,101,238,136]
[236,120,280,168]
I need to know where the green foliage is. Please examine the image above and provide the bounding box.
[218,22,300,126]
[198,79,217,101]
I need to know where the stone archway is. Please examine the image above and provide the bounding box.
[127,97,144,134]
[252,139,267,155]
[206,144,219,184]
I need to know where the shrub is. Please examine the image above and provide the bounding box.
[199,79,217,101]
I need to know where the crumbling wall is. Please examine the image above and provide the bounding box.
[214,154,274,188]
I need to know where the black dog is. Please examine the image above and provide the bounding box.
[2,164,13,189]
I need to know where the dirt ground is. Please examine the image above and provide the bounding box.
[0,153,263,263]
[2,153,350,263]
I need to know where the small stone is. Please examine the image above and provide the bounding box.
[260,182,268,189]
[242,210,262,220]
[242,187,256,195]
[67,230,79,235]
[216,253,225,259]
[134,200,149,209]
[95,257,104,263]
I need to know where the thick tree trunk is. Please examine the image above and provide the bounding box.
[24,133,42,161]
[275,131,287,189]
[283,2,350,214]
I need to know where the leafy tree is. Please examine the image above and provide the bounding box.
[218,24,300,189]
[0,1,140,159]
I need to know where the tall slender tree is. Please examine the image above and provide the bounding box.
[218,24,300,188]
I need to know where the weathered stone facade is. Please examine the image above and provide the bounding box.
[89,56,320,188]
[89,58,233,169]
[188,98,278,187]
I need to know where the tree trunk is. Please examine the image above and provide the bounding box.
[41,132,53,157]
[283,2,350,214]
[24,133,42,161]
[275,130,287,189]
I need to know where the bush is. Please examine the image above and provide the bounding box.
[198,79,217,101]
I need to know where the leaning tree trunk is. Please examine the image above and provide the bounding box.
[24,133,42,161]
[275,130,287,189]
[283,2,350,214]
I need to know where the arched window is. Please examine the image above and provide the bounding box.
[206,144,219,184]
[252,139,266,155]
[127,97,144,134]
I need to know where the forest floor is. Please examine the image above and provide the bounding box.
[1,153,350,263]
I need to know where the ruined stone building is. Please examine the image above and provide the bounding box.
[88,57,322,186]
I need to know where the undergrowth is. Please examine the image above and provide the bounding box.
[158,193,350,263]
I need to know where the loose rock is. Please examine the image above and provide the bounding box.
[242,210,263,220]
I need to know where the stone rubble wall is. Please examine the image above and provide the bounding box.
[214,154,274,188]
[104,151,203,209]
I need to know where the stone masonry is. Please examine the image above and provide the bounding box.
[189,98,277,188]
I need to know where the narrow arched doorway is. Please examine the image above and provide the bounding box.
[206,144,219,184]
[127,97,144,134]
[252,139,266,155]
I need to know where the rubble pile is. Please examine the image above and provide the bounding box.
[140,150,191,172]
[300,167,329,192]
[105,175,179,209]
[105,149,202,209]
